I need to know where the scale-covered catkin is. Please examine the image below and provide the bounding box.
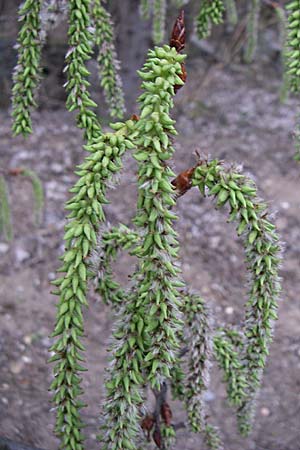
[139,0,152,20]
[92,0,126,119]
[286,0,300,92]
[11,0,43,137]
[153,0,167,44]
[99,45,186,450]
[90,223,140,305]
[49,123,134,450]
[183,293,223,450]
[192,159,282,436]
[213,328,247,407]
[244,0,261,63]
[64,0,101,141]
[195,0,225,39]
[133,45,186,389]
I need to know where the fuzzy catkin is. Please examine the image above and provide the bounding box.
[11,0,43,137]
[244,0,261,63]
[64,0,102,142]
[195,0,225,39]
[192,159,282,436]
[92,0,126,119]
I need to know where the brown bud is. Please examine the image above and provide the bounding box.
[170,10,185,53]
[141,415,155,441]
[131,114,140,121]
[171,166,195,197]
[8,167,24,176]
[161,402,172,426]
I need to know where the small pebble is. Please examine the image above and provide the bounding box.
[22,355,32,364]
[2,397,8,405]
[225,306,234,315]
[280,201,290,210]
[1,383,9,391]
[260,407,270,417]
[23,335,32,346]
[15,247,30,263]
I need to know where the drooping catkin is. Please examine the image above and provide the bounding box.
[92,0,126,119]
[195,0,225,39]
[244,0,261,63]
[11,0,43,137]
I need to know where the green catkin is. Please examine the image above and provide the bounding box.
[49,123,134,450]
[21,169,44,225]
[286,0,300,93]
[99,45,186,450]
[274,4,290,102]
[195,0,225,40]
[152,0,167,44]
[90,224,140,305]
[11,0,43,137]
[139,0,152,20]
[224,0,238,26]
[192,160,282,436]
[213,328,247,407]
[92,0,126,119]
[183,293,223,450]
[244,0,261,63]
[64,0,102,142]
[0,176,13,241]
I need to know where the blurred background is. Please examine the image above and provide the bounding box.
[0,1,300,449]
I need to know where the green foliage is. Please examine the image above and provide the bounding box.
[92,0,126,119]
[244,0,261,63]
[195,0,225,39]
[9,2,285,448]
[286,0,300,92]
[11,0,43,137]
[0,176,13,241]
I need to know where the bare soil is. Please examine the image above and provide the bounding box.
[0,57,300,450]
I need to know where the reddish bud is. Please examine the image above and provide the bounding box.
[8,167,24,176]
[141,415,155,441]
[170,10,185,53]
[171,166,195,196]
